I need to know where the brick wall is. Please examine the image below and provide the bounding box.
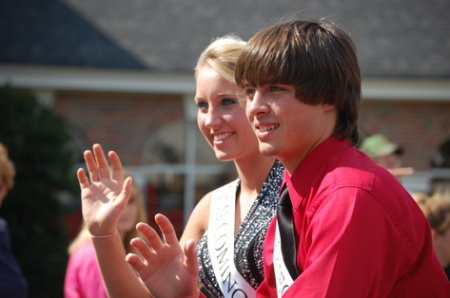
[51,91,450,236]
[53,90,187,237]
[53,90,184,165]
[53,92,450,173]
[359,99,450,171]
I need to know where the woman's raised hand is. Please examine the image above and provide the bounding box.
[77,143,132,237]
[126,214,200,298]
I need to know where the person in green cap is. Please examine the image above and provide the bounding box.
[360,133,414,179]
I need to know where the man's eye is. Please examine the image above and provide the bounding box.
[245,89,255,96]
[269,86,283,92]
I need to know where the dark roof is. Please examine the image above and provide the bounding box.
[1,0,449,77]
[0,0,146,69]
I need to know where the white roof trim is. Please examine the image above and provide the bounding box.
[0,64,195,94]
[1,65,449,100]
[362,79,450,101]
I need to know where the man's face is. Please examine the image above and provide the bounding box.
[244,83,336,174]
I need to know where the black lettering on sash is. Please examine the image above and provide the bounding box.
[231,289,248,298]
[218,250,229,280]
[281,285,290,295]
[210,182,251,297]
[213,223,228,249]
[214,221,229,276]
[224,271,237,292]
[279,270,286,284]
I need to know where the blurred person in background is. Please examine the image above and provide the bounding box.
[64,169,147,298]
[415,183,450,280]
[0,143,27,297]
[360,133,414,179]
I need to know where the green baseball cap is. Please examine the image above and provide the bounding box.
[360,134,403,158]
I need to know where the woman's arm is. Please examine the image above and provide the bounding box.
[124,191,213,296]
[179,191,211,247]
[78,144,150,297]
[126,214,200,298]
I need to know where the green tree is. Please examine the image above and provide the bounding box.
[0,86,78,298]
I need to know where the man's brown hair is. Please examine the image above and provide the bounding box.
[235,18,361,146]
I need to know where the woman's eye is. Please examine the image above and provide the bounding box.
[221,97,236,106]
[196,101,208,110]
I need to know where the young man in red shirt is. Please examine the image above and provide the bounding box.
[234,17,450,297]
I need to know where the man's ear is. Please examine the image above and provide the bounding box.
[322,103,336,112]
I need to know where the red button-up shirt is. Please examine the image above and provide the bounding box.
[257,136,450,297]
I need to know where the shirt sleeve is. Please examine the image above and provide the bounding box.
[284,187,411,297]
[259,186,450,297]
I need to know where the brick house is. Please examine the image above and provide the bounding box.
[1,0,449,236]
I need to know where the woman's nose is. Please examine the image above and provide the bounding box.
[204,108,221,128]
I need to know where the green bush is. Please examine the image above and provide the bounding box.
[0,86,78,298]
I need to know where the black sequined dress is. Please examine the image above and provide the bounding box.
[196,160,284,297]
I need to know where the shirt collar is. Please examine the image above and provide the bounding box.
[283,135,351,207]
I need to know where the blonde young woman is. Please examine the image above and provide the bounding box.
[64,169,147,298]
[77,35,284,297]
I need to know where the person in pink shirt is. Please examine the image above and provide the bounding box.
[64,240,107,298]
[64,169,147,298]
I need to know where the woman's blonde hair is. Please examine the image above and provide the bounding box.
[68,169,147,254]
[195,34,246,84]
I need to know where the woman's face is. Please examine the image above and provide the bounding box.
[117,188,139,234]
[194,67,259,162]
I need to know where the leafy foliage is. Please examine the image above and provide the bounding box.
[0,86,78,298]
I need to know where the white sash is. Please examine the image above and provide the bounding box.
[208,179,255,298]
[273,220,294,297]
